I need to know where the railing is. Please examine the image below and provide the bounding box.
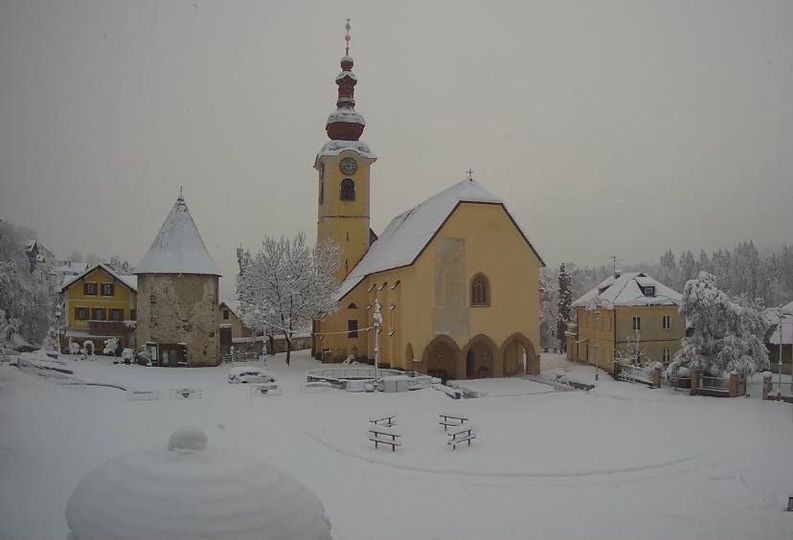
[306,366,402,382]
[614,362,655,385]
[699,375,730,394]
[221,351,260,363]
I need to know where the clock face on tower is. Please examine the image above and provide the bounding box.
[339,157,358,175]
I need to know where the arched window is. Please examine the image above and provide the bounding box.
[319,179,324,204]
[340,178,355,201]
[470,273,490,306]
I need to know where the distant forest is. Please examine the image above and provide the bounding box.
[540,242,793,348]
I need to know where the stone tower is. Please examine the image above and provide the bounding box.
[134,193,221,366]
[314,20,377,282]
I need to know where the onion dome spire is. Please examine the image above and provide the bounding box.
[326,18,365,141]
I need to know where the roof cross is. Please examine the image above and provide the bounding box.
[344,18,351,55]
[466,169,474,181]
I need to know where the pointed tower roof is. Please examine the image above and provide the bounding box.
[135,193,221,276]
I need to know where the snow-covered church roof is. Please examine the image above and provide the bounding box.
[135,195,221,276]
[336,179,543,301]
[571,272,682,309]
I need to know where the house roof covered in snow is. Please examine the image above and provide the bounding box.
[134,196,221,276]
[571,272,682,309]
[765,301,793,344]
[59,263,138,293]
[335,179,544,301]
[220,300,242,318]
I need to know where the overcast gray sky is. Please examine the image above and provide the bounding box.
[1,0,792,298]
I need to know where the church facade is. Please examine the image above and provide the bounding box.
[313,32,544,380]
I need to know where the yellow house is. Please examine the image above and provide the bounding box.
[312,40,544,380]
[567,272,684,373]
[59,263,137,352]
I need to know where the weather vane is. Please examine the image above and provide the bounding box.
[345,18,351,55]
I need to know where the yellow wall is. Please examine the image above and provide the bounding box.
[316,150,375,281]
[63,267,136,330]
[317,201,543,378]
[218,304,250,338]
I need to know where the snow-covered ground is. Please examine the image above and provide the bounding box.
[1,352,792,539]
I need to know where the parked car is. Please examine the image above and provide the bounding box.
[227,366,277,384]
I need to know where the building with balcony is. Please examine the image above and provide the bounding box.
[59,263,137,353]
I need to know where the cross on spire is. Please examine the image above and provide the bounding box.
[466,169,474,181]
[178,186,184,201]
[344,18,351,55]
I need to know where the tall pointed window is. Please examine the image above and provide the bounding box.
[470,273,490,307]
[340,178,355,201]
[319,179,324,204]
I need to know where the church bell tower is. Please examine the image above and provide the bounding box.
[314,19,376,282]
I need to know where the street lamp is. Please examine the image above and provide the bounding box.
[777,307,784,401]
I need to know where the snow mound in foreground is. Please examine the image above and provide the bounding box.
[66,428,332,540]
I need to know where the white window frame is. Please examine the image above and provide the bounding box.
[662,315,672,330]
[632,316,641,331]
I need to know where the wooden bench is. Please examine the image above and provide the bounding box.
[369,414,397,428]
[438,413,469,431]
[368,427,402,452]
[447,425,476,450]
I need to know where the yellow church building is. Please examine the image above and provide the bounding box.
[313,30,544,381]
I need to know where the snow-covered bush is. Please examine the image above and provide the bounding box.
[69,341,81,355]
[668,272,769,378]
[82,341,95,356]
[103,337,119,356]
[616,333,651,366]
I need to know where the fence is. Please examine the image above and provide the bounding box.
[221,351,260,363]
[614,363,657,385]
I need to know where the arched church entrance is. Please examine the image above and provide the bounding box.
[499,333,539,376]
[423,336,462,383]
[462,334,497,379]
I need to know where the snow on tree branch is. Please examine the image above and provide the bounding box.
[668,272,769,378]
[235,233,340,364]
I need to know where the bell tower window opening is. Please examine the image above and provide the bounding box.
[319,179,324,204]
[340,178,356,201]
[470,273,490,307]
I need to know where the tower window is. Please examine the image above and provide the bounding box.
[319,179,324,204]
[340,178,355,201]
[470,273,490,306]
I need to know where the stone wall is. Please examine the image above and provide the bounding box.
[136,274,219,366]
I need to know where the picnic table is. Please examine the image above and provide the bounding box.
[369,414,397,428]
[368,426,402,452]
[447,424,476,450]
[438,413,469,431]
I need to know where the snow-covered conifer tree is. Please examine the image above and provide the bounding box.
[669,272,769,378]
[557,263,572,352]
[236,233,340,365]
[539,270,557,349]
